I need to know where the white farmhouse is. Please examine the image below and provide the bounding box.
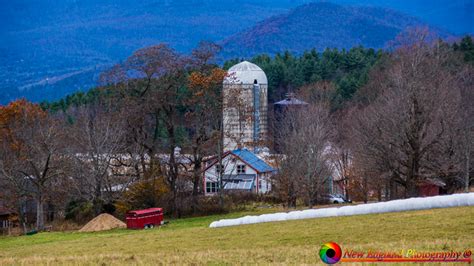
[203,149,276,195]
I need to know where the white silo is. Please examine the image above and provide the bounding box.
[223,61,268,151]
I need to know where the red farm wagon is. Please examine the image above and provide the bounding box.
[126,208,164,229]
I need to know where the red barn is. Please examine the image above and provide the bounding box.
[418,178,446,197]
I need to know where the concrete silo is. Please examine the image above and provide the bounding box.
[223,61,268,151]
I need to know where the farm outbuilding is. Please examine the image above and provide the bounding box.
[203,148,276,195]
[418,178,447,197]
[0,208,15,231]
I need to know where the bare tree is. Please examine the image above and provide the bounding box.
[329,110,353,199]
[68,103,127,214]
[275,104,333,207]
[351,28,468,197]
[457,65,474,192]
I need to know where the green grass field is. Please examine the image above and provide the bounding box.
[0,206,473,265]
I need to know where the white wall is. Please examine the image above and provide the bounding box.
[223,84,268,151]
[204,153,276,195]
[205,154,257,182]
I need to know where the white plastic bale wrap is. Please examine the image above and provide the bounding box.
[209,193,474,228]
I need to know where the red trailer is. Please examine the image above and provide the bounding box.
[126,208,164,229]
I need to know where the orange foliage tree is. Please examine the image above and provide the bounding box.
[0,99,68,230]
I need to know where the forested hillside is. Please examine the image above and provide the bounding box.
[0,0,309,104]
[334,0,473,35]
[220,2,444,58]
[42,36,474,113]
[2,0,470,103]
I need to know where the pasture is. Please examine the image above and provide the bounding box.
[0,206,473,265]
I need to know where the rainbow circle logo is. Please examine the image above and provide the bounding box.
[319,242,342,264]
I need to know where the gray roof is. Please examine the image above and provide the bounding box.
[274,97,308,106]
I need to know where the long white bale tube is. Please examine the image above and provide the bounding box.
[209,193,474,228]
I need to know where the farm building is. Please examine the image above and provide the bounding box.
[223,61,268,151]
[0,207,15,230]
[203,149,276,195]
[418,178,447,197]
[273,93,308,153]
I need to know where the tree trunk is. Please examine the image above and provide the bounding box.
[363,176,368,203]
[93,178,103,215]
[343,174,349,202]
[309,189,317,208]
[36,195,45,231]
[405,179,419,198]
[288,181,296,208]
[465,145,470,193]
[191,158,201,214]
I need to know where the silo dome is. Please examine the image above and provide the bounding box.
[224,61,268,85]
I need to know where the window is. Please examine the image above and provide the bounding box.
[215,164,223,174]
[206,182,219,193]
[237,165,246,174]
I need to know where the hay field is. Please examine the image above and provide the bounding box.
[0,206,473,265]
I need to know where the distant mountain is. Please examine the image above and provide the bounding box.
[220,2,446,58]
[0,0,469,103]
[0,0,311,103]
[333,0,473,35]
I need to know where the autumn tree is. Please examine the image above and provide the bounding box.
[101,44,193,216]
[185,42,227,213]
[0,99,69,230]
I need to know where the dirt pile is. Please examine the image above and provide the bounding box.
[79,213,126,232]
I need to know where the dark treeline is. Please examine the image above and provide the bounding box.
[43,35,474,113]
[1,31,473,231]
[224,46,383,108]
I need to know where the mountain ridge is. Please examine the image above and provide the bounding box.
[219,2,447,58]
[0,0,467,103]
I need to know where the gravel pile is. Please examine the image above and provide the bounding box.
[79,213,126,232]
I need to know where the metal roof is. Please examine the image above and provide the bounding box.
[223,174,256,181]
[224,61,268,85]
[231,149,275,173]
[274,96,308,106]
[224,178,254,190]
